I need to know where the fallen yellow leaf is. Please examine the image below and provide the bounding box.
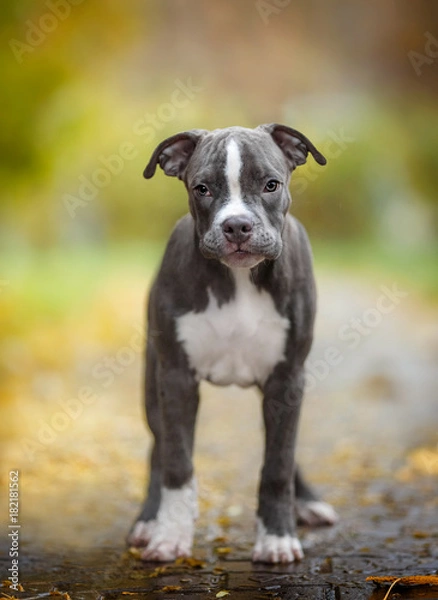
[216,592,230,598]
[215,547,232,556]
[214,535,228,544]
[412,531,428,539]
[217,515,231,528]
[147,566,169,578]
[366,575,438,587]
[396,446,438,481]
[127,547,142,559]
[174,556,206,568]
[49,591,71,600]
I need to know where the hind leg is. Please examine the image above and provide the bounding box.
[294,466,339,527]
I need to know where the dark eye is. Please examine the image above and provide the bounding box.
[264,180,280,193]
[194,184,211,197]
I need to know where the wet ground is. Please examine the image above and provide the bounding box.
[1,271,437,599]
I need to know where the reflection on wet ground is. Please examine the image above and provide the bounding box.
[2,505,438,600]
[1,274,437,598]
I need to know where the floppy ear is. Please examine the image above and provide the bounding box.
[143,129,207,180]
[262,123,327,169]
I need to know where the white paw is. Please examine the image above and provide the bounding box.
[141,528,193,561]
[140,478,198,562]
[296,500,339,527]
[252,519,304,564]
[128,519,157,547]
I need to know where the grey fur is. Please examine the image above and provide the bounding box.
[129,124,335,559]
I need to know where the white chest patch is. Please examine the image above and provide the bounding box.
[176,270,289,387]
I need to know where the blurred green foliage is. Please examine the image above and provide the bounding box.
[0,0,437,253]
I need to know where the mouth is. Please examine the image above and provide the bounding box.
[200,237,280,268]
[228,243,252,257]
[221,245,264,268]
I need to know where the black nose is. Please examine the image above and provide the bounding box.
[222,215,253,244]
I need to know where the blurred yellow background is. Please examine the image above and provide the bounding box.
[0,0,437,555]
[1,1,437,248]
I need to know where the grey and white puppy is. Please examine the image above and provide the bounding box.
[128,124,338,564]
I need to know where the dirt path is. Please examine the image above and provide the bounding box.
[1,271,437,599]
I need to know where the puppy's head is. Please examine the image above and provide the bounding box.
[144,124,326,269]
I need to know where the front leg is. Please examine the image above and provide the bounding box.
[253,366,305,564]
[140,362,200,562]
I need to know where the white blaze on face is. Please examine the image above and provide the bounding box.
[225,138,242,203]
[215,138,252,224]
